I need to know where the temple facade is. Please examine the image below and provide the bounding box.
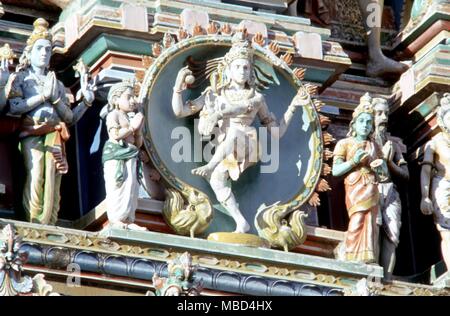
[0,0,449,296]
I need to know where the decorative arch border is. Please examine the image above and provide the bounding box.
[137,31,332,250]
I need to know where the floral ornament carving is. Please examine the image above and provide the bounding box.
[31,274,60,296]
[0,224,33,296]
[0,44,16,62]
[0,224,59,296]
[343,278,381,296]
[150,252,202,296]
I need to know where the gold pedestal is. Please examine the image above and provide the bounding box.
[207,232,270,248]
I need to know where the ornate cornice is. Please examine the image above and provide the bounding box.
[1,220,448,295]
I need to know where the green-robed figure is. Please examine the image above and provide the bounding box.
[102,81,147,231]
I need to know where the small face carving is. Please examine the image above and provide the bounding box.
[374,100,389,130]
[30,39,52,69]
[229,58,251,85]
[116,87,137,112]
[353,112,374,139]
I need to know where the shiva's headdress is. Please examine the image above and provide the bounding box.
[216,30,256,90]
[185,28,279,93]
[223,31,254,65]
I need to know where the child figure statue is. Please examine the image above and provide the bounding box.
[102,81,147,231]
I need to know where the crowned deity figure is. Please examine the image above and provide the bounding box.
[332,94,384,263]
[420,93,450,273]
[102,80,147,231]
[7,18,96,225]
[372,97,409,279]
[171,32,311,233]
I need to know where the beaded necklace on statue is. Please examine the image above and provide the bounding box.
[29,69,47,90]
[223,87,255,106]
[352,138,370,155]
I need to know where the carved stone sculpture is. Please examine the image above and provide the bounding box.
[343,278,381,296]
[288,0,331,26]
[289,0,408,78]
[0,44,15,111]
[0,224,59,296]
[151,252,201,296]
[420,93,450,273]
[7,18,96,225]
[0,224,32,296]
[372,97,409,280]
[102,80,147,231]
[171,31,311,234]
[357,0,408,78]
[332,93,383,263]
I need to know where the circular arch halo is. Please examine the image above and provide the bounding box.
[138,34,324,245]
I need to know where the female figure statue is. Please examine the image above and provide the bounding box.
[7,18,95,224]
[332,94,382,263]
[172,33,311,233]
[102,81,147,231]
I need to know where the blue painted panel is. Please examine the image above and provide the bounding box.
[147,44,316,234]
[75,101,108,216]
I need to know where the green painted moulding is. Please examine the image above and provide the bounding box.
[98,35,327,82]
[55,34,152,84]
[416,103,435,118]
[74,34,334,85]
[79,34,153,67]
[400,10,450,48]
[101,227,384,279]
[305,68,334,84]
[410,93,440,120]
[415,43,450,65]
